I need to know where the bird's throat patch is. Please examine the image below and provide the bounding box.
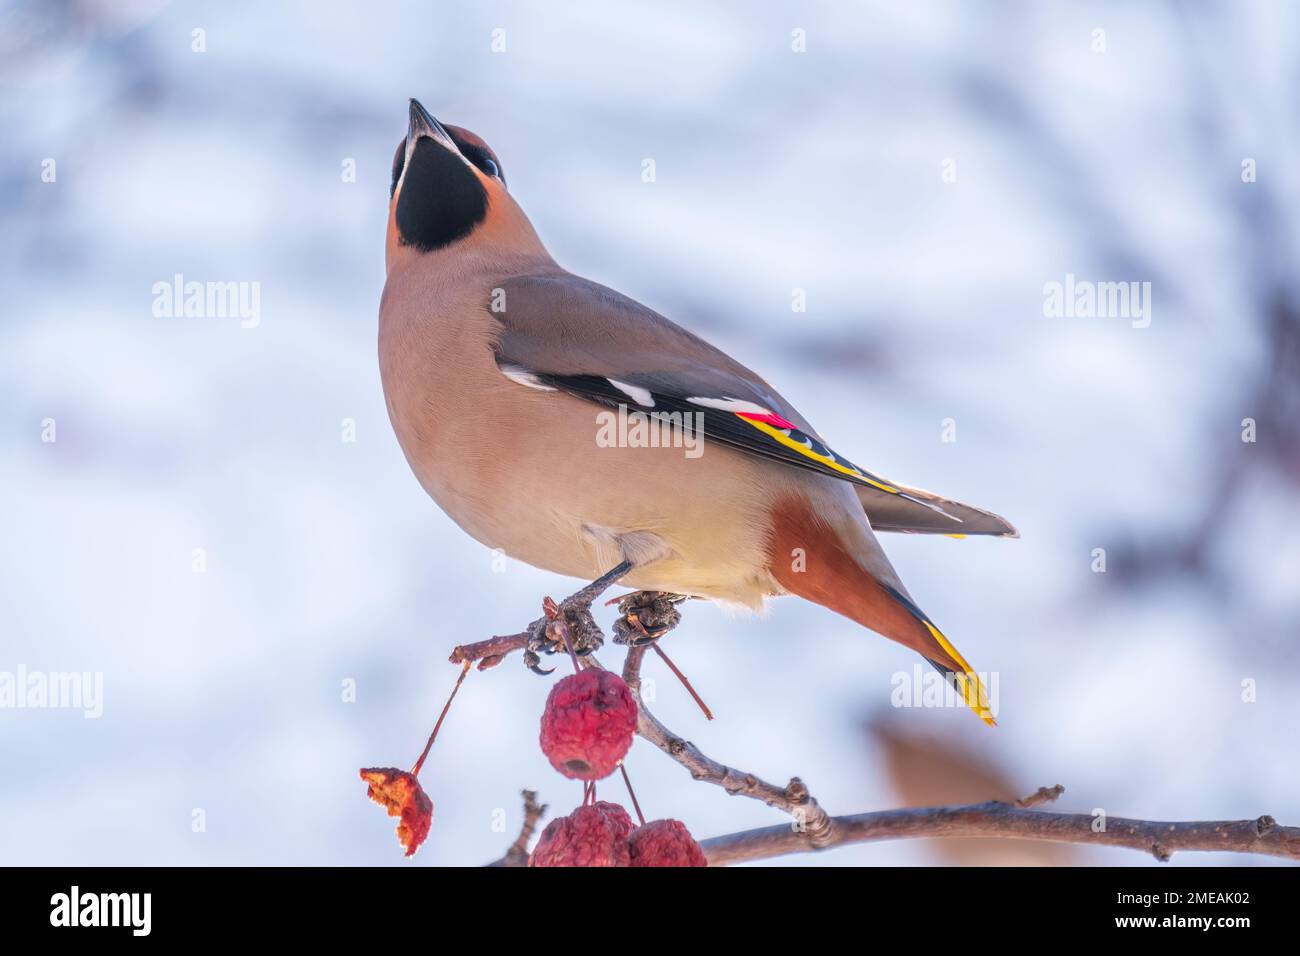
[395,138,488,252]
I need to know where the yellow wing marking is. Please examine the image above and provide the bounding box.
[739,418,900,495]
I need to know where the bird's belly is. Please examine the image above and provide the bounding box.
[385,358,788,606]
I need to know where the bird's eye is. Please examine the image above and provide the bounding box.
[465,147,501,181]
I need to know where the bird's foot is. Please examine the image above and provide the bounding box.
[518,562,643,674]
[524,588,624,673]
[611,591,688,646]
[543,594,607,656]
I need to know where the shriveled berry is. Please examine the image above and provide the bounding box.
[359,767,433,858]
[539,669,638,780]
[629,818,708,867]
[528,801,633,867]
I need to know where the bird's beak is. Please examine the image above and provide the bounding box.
[407,98,460,158]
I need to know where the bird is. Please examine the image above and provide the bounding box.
[379,99,1016,725]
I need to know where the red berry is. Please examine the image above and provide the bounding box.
[539,669,638,780]
[528,801,634,867]
[629,818,708,867]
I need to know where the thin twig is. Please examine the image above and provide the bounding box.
[448,632,529,670]
[620,764,647,826]
[651,643,714,720]
[410,660,470,777]
[1016,784,1065,809]
[486,790,547,867]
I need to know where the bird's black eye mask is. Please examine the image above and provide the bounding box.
[390,135,503,196]
[393,138,488,252]
[454,142,505,185]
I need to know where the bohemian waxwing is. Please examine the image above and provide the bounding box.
[380,100,1016,724]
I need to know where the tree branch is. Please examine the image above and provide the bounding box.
[449,632,529,671]
[699,795,1300,865]
[615,643,836,847]
[459,579,1300,866]
[486,789,547,867]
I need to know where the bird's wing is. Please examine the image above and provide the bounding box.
[492,273,1016,537]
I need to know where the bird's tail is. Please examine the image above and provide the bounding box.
[768,493,996,726]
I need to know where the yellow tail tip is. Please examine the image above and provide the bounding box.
[918,619,997,726]
[954,668,997,727]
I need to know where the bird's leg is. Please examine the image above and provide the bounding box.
[524,561,634,671]
[611,591,688,646]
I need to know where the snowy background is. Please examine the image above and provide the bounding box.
[2,0,1297,866]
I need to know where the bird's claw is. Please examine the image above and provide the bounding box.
[520,570,663,674]
[612,591,687,646]
[525,593,606,663]
[523,649,555,676]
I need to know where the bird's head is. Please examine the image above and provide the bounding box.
[387,99,544,270]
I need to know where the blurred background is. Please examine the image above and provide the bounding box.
[2,0,1297,866]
